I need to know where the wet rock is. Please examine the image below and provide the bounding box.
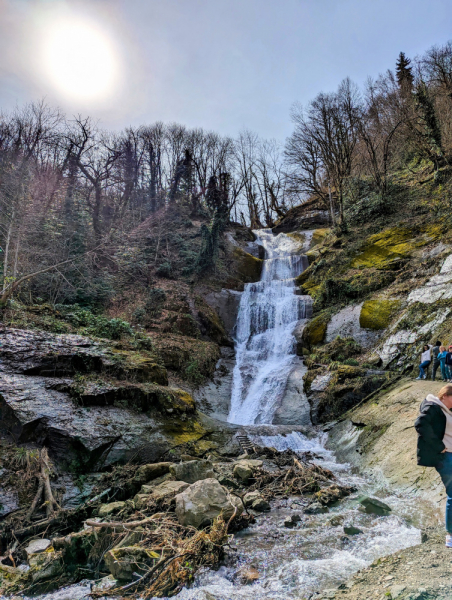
[169,460,215,484]
[98,501,126,517]
[29,549,64,584]
[305,501,329,514]
[91,575,118,593]
[0,372,205,468]
[104,546,160,580]
[134,462,173,484]
[315,484,355,506]
[251,497,270,512]
[272,364,312,426]
[0,485,19,517]
[217,475,240,489]
[175,478,243,528]
[243,491,262,507]
[359,496,392,516]
[236,565,260,584]
[328,515,345,527]
[204,289,242,335]
[284,515,300,528]
[343,525,363,535]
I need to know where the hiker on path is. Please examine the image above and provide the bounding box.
[432,341,442,381]
[438,346,449,382]
[446,346,452,382]
[416,344,432,380]
[415,384,452,548]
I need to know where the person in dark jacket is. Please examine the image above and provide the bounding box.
[431,340,442,381]
[446,346,452,381]
[415,384,452,548]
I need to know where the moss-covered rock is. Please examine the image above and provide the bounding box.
[232,247,263,282]
[350,225,444,270]
[109,351,168,384]
[311,228,331,247]
[360,299,402,330]
[302,313,330,346]
[195,295,229,345]
[149,333,220,381]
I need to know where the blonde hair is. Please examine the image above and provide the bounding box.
[440,346,446,351]
[438,384,452,399]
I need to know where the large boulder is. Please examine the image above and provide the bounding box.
[175,478,243,528]
[170,460,215,484]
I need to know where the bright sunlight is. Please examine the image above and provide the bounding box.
[41,16,119,103]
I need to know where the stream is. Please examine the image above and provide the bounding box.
[10,230,430,600]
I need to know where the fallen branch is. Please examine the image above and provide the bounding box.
[85,513,166,531]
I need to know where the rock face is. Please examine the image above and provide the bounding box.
[0,327,237,469]
[205,289,242,335]
[325,304,382,349]
[194,347,235,420]
[169,460,215,484]
[272,363,312,426]
[408,253,452,303]
[175,478,243,528]
[327,378,445,506]
[0,327,167,384]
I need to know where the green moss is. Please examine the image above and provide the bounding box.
[351,224,444,270]
[302,313,329,346]
[110,350,168,384]
[232,247,263,282]
[360,299,402,330]
[311,228,331,247]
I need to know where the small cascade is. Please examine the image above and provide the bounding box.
[228,229,312,425]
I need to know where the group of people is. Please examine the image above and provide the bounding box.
[417,341,452,381]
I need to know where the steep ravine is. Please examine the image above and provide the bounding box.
[0,227,448,600]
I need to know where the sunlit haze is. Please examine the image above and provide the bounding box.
[1,0,452,137]
[41,16,119,103]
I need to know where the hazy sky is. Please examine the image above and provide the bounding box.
[1,0,452,140]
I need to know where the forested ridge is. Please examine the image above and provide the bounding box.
[1,43,452,315]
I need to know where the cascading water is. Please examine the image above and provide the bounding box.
[228,230,312,425]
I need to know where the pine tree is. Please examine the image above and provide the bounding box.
[396,52,414,92]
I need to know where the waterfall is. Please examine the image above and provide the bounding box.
[228,229,312,425]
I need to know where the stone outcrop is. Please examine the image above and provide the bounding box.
[175,478,243,528]
[169,460,215,484]
[327,378,445,506]
[272,363,312,426]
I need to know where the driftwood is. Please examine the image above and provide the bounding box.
[85,513,166,531]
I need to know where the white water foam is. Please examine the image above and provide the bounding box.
[228,230,312,425]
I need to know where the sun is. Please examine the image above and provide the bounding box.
[41,16,119,103]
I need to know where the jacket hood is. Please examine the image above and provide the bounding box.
[426,394,452,415]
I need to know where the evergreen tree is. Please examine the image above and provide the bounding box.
[396,52,414,91]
